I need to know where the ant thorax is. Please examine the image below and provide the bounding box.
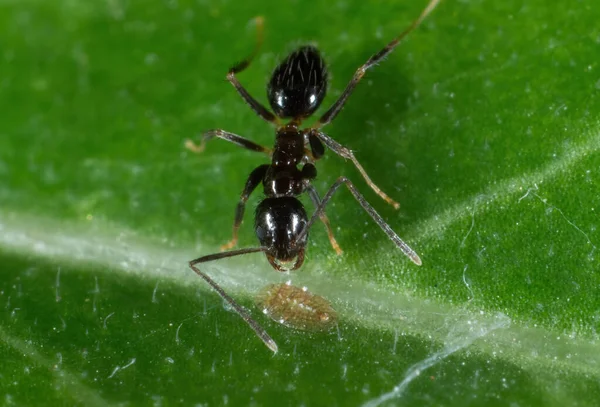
[272,125,304,167]
[262,125,311,198]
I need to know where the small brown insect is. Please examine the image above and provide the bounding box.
[256,282,337,331]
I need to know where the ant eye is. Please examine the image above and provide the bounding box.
[255,225,266,241]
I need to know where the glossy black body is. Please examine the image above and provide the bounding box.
[193,45,334,273]
[255,197,308,267]
[267,46,328,119]
[189,1,438,351]
[254,123,320,271]
[255,48,329,269]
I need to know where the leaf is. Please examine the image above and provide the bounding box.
[1,0,599,405]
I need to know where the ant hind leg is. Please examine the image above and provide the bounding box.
[227,16,279,124]
[315,0,442,127]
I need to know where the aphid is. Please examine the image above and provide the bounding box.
[256,282,337,332]
[187,0,441,353]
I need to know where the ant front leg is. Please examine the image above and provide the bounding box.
[221,164,269,251]
[297,176,421,266]
[226,16,280,125]
[188,247,278,352]
[307,129,400,209]
[185,129,271,156]
[305,182,342,255]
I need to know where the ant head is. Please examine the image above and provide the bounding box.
[267,46,328,119]
[255,197,308,271]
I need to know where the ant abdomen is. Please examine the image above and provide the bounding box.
[267,46,328,119]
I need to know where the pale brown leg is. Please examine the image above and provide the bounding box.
[185,129,271,156]
[308,129,400,209]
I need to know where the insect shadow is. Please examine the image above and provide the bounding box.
[186,0,442,353]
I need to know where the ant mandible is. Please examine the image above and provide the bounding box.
[187,0,442,353]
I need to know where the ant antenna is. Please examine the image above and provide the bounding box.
[189,247,279,353]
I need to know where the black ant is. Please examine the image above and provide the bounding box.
[187,0,441,353]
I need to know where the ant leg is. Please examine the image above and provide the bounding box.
[189,247,278,353]
[298,177,421,266]
[305,183,342,255]
[185,129,271,156]
[307,131,325,160]
[227,16,279,124]
[315,0,442,127]
[309,129,400,209]
[221,164,269,250]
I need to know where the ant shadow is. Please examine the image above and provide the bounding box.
[317,39,442,228]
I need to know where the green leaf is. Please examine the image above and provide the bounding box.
[1,0,599,405]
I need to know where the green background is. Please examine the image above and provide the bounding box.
[1,0,599,405]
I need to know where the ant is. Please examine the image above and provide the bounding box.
[187,0,441,353]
